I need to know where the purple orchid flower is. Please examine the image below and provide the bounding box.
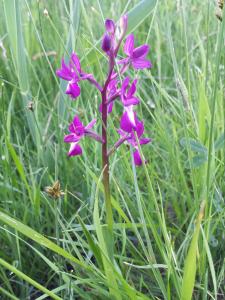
[99,75,119,114]
[118,118,151,166]
[56,52,102,99]
[64,116,98,156]
[121,76,139,106]
[120,77,140,132]
[118,34,152,70]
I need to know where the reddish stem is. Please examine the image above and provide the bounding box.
[101,54,115,232]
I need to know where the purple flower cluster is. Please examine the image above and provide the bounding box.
[56,15,152,166]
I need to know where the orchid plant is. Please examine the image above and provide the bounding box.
[56,15,152,234]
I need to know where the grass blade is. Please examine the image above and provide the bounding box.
[0,211,89,270]
[127,0,157,33]
[3,0,38,143]
[181,201,205,300]
[6,139,32,204]
[0,258,62,300]
[0,287,19,300]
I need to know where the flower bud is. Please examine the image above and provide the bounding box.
[101,33,111,52]
[119,15,128,38]
[105,19,115,34]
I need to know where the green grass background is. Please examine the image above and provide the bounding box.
[0,0,224,299]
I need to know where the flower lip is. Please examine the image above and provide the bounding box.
[133,149,143,166]
[66,80,81,99]
[68,143,82,156]
[120,110,136,133]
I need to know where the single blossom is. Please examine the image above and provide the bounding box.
[64,116,97,156]
[118,118,151,166]
[120,77,139,132]
[100,75,119,114]
[121,76,139,106]
[56,52,101,99]
[118,34,152,70]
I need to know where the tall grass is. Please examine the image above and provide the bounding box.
[0,0,224,299]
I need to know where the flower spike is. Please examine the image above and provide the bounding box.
[56,14,152,168]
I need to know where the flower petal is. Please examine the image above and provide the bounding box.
[127,79,138,97]
[108,102,114,113]
[56,58,73,81]
[102,33,112,52]
[126,106,136,126]
[135,118,144,137]
[66,81,81,99]
[117,128,127,137]
[85,119,96,130]
[119,15,128,38]
[108,78,117,92]
[124,34,134,56]
[105,19,115,34]
[123,97,140,106]
[80,73,93,80]
[121,76,130,95]
[73,116,83,127]
[68,143,82,156]
[71,52,81,73]
[110,71,118,80]
[132,58,152,69]
[133,45,149,58]
[69,116,84,133]
[133,149,143,166]
[140,137,151,145]
[64,134,80,143]
[117,57,129,65]
[120,110,136,133]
